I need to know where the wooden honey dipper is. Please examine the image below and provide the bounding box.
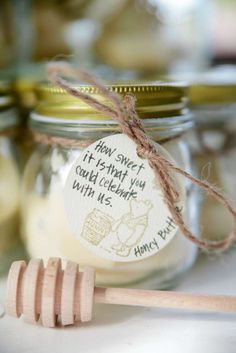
[5,257,236,328]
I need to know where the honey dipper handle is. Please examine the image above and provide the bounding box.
[94,287,236,313]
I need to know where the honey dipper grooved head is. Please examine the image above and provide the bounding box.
[5,258,95,327]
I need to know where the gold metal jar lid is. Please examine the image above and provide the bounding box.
[34,81,188,120]
[189,67,236,105]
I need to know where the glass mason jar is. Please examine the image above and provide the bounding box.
[189,71,236,241]
[0,81,22,275]
[21,81,199,289]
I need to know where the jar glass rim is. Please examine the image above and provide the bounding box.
[191,103,236,126]
[30,110,193,142]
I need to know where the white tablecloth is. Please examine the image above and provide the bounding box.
[1,252,236,353]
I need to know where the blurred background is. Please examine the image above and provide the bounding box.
[0,0,235,81]
[0,0,236,287]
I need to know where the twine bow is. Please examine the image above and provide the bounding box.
[47,62,236,251]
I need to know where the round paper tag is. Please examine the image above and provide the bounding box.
[63,134,185,262]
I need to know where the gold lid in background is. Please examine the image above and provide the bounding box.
[34,81,188,120]
[190,83,236,105]
[13,78,38,110]
[189,66,236,105]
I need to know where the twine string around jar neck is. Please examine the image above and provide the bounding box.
[33,132,95,149]
[33,131,182,148]
[46,61,236,252]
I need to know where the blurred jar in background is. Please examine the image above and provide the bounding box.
[0,81,22,275]
[93,0,210,75]
[188,66,236,242]
[210,0,236,65]
[1,0,211,77]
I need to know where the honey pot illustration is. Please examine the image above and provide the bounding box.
[81,200,153,258]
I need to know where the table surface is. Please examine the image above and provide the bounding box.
[1,252,236,353]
